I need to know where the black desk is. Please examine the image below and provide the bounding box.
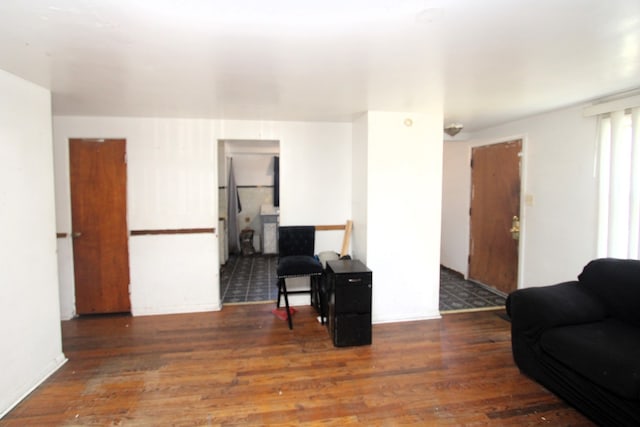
[326,259,372,347]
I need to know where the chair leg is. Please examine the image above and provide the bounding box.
[307,275,325,325]
[317,275,326,325]
[276,278,283,308]
[281,279,293,330]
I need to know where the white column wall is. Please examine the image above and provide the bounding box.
[0,70,66,417]
[440,105,599,287]
[351,114,368,261]
[364,112,443,323]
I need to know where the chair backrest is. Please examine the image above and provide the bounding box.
[278,226,315,258]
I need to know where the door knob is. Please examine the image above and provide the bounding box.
[509,216,520,240]
[72,231,82,238]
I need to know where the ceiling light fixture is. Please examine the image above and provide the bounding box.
[444,123,463,137]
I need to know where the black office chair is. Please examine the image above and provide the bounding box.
[276,226,323,329]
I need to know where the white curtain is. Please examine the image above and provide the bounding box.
[598,107,640,259]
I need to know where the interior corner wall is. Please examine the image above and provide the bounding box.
[440,104,599,288]
[362,111,443,323]
[0,70,66,417]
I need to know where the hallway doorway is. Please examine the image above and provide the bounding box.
[218,140,280,304]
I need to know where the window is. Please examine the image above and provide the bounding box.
[597,108,640,259]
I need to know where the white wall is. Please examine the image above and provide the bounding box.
[440,104,599,287]
[129,234,219,315]
[216,120,352,252]
[440,142,472,275]
[0,70,66,417]
[56,238,75,319]
[351,114,368,261]
[53,117,352,317]
[54,117,219,317]
[232,155,277,187]
[357,112,443,323]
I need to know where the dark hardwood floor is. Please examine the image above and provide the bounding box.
[2,305,593,426]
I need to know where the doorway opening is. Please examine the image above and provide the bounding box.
[218,139,280,305]
[439,139,522,313]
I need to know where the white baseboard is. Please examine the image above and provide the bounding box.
[372,311,442,324]
[1,353,67,419]
[131,302,221,317]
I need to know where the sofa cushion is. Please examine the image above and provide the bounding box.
[277,255,323,277]
[540,318,640,400]
[577,258,640,326]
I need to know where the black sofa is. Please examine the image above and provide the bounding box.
[506,258,640,426]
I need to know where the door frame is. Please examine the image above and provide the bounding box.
[467,136,526,292]
[69,138,131,314]
[217,139,281,305]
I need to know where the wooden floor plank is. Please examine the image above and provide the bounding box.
[2,304,594,426]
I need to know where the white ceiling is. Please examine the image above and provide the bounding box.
[1,0,639,131]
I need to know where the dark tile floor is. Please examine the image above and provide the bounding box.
[220,254,278,304]
[220,255,506,312]
[439,267,506,312]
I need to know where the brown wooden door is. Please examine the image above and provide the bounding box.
[468,140,521,294]
[70,139,131,314]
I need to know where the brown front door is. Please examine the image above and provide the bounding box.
[468,140,521,295]
[70,139,131,314]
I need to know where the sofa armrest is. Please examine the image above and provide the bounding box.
[506,281,607,341]
[578,258,640,326]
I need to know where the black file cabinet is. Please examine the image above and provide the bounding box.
[326,259,372,347]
